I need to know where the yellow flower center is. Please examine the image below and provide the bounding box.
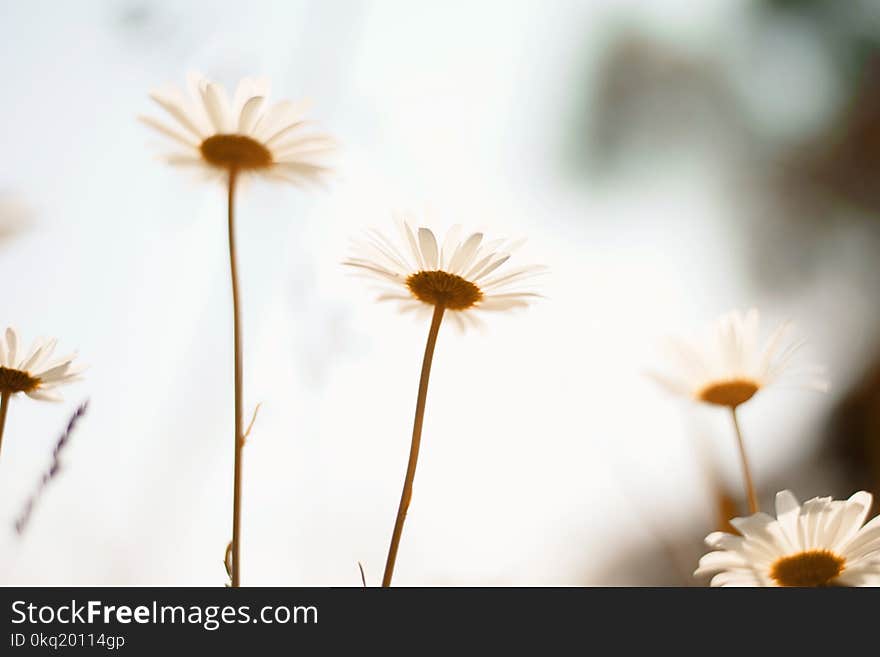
[199,135,273,170]
[0,366,40,394]
[770,550,845,587]
[695,379,760,408]
[406,270,483,310]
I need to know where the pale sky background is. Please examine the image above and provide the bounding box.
[0,0,869,585]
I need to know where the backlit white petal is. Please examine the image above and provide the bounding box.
[775,490,804,550]
[449,233,483,274]
[237,96,265,135]
[833,492,874,549]
[417,228,439,270]
[6,327,18,366]
[438,225,462,270]
[201,82,231,133]
[471,254,510,282]
[26,389,63,402]
[139,116,198,149]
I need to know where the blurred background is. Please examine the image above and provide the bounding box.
[1,0,879,586]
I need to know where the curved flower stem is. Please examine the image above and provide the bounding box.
[382,304,445,587]
[0,391,10,461]
[730,407,759,514]
[227,167,245,587]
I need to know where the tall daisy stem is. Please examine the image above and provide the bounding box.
[382,304,445,587]
[730,407,759,514]
[0,392,10,461]
[227,167,245,587]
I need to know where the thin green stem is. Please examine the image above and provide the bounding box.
[730,406,759,514]
[382,304,445,587]
[0,391,10,462]
[227,167,244,587]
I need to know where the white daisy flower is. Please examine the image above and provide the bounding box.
[0,327,82,402]
[649,308,827,409]
[345,216,544,585]
[344,217,545,331]
[696,490,880,587]
[140,72,334,185]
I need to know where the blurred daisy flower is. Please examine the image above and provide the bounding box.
[0,194,32,244]
[696,490,880,587]
[0,327,82,403]
[0,327,83,464]
[650,309,827,515]
[344,216,545,331]
[140,72,334,185]
[649,308,827,409]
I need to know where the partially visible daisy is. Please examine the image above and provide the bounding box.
[0,327,82,464]
[0,327,81,402]
[344,215,544,587]
[696,490,880,587]
[344,217,545,331]
[649,308,827,409]
[141,72,334,185]
[649,309,827,515]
